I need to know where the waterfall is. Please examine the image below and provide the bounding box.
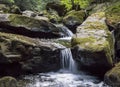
[55,24,73,37]
[60,48,77,73]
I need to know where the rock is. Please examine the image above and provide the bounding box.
[0,76,17,87]
[105,2,120,60]
[105,2,120,30]
[104,62,120,87]
[63,10,86,33]
[35,16,49,21]
[71,12,114,74]
[0,32,63,76]
[0,4,9,13]
[0,13,63,38]
[22,10,36,17]
[46,10,62,23]
[9,5,21,14]
[0,4,21,14]
[55,24,73,37]
[46,2,67,16]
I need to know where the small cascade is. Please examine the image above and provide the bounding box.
[55,24,73,37]
[60,48,77,73]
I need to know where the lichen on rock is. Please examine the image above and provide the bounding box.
[71,12,114,72]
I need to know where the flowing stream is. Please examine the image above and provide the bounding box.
[19,28,109,87]
[20,45,109,87]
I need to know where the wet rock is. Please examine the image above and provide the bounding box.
[71,12,114,74]
[63,10,86,33]
[22,10,36,17]
[0,13,63,38]
[0,32,62,76]
[46,2,67,16]
[104,62,120,87]
[35,15,49,21]
[0,76,17,87]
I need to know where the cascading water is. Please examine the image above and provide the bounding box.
[19,27,109,87]
[55,24,73,37]
[60,48,77,73]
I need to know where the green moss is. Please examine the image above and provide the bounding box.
[0,32,36,46]
[106,2,120,26]
[64,10,85,23]
[85,21,108,30]
[8,14,41,28]
[55,40,71,48]
[72,36,105,51]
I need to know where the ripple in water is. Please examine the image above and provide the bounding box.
[20,70,109,87]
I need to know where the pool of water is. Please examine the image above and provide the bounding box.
[19,70,109,87]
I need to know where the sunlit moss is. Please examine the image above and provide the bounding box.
[0,32,36,46]
[8,14,42,28]
[63,10,85,25]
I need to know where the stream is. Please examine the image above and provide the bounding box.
[18,26,109,87]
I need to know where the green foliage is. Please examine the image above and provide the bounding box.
[36,0,60,11]
[14,0,38,11]
[0,0,14,4]
[13,0,60,11]
[60,0,91,10]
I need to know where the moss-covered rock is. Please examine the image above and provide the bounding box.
[71,12,114,73]
[46,10,62,23]
[46,2,67,16]
[63,10,86,33]
[104,62,120,87]
[0,32,62,76]
[0,13,63,38]
[0,76,17,87]
[0,4,10,13]
[105,2,120,60]
[106,1,120,29]
[0,4,21,14]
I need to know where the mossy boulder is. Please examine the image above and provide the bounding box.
[105,2,120,60]
[0,32,62,76]
[46,2,67,16]
[71,12,114,73]
[0,76,17,87]
[63,10,86,33]
[46,10,62,23]
[0,13,64,38]
[105,2,120,29]
[104,62,120,87]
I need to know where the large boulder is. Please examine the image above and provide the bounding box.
[71,12,114,74]
[0,76,17,87]
[104,62,120,87]
[0,14,64,38]
[63,10,86,33]
[0,32,63,76]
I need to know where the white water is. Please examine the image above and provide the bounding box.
[55,24,73,37]
[20,28,109,87]
[60,48,77,73]
[20,44,109,87]
[22,70,108,87]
